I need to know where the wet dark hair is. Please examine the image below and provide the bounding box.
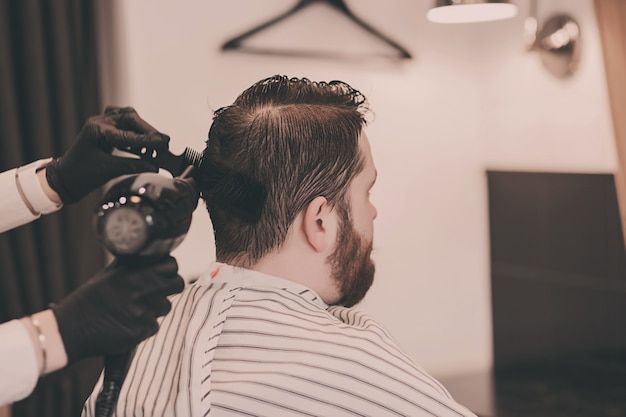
[197,75,369,266]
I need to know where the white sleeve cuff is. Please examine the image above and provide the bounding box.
[0,320,39,405]
[16,158,63,215]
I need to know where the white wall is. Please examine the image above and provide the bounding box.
[100,0,617,378]
[480,0,616,172]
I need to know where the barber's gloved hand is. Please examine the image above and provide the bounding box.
[46,106,170,204]
[51,256,184,363]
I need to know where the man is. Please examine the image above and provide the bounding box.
[0,107,184,406]
[83,75,476,416]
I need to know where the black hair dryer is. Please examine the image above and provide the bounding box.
[96,170,198,261]
[93,168,199,417]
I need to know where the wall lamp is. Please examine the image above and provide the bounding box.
[427,0,581,78]
[524,0,581,78]
[426,0,518,24]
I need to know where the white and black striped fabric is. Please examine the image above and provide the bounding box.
[82,263,476,417]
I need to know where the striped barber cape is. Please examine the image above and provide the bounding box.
[82,263,476,417]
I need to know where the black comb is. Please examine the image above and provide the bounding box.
[120,145,202,178]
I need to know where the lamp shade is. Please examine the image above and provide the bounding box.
[427,0,518,24]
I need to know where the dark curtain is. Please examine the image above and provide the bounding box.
[0,0,106,415]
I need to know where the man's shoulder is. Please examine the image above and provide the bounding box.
[327,305,392,334]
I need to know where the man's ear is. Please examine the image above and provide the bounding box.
[303,196,335,253]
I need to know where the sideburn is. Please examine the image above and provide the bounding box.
[327,200,375,308]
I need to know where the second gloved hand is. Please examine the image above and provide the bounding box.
[51,256,184,363]
[45,106,170,204]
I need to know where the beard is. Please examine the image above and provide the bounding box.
[327,201,375,308]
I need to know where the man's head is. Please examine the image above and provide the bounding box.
[198,75,377,306]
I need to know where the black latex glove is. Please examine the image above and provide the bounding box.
[46,106,170,204]
[51,256,184,363]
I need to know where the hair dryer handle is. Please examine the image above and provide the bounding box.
[95,350,135,417]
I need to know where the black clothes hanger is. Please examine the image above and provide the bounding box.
[221,0,412,59]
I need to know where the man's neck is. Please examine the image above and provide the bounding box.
[245,249,339,305]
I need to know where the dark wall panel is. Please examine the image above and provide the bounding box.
[487,171,626,367]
